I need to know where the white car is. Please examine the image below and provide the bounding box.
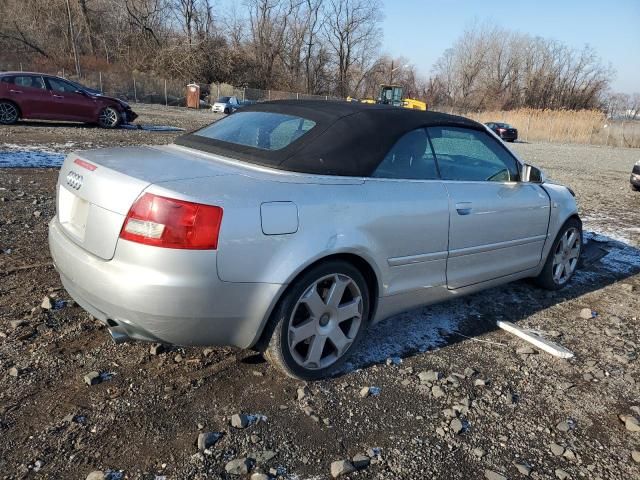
[211,96,239,114]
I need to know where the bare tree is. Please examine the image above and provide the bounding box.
[323,0,382,97]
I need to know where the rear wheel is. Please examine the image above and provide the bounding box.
[0,101,19,124]
[98,106,120,128]
[534,218,582,290]
[264,260,369,380]
[632,183,640,192]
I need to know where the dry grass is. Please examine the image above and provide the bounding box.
[461,108,640,148]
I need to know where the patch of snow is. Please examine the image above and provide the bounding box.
[0,143,78,168]
[0,147,65,168]
[120,124,184,132]
[343,230,639,372]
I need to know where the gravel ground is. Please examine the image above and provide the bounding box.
[1,106,639,479]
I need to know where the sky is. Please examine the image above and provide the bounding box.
[381,0,640,93]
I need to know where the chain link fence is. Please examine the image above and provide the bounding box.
[2,61,638,147]
[0,62,340,107]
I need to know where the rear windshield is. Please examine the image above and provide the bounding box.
[194,111,316,151]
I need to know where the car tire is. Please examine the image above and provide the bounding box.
[631,183,640,192]
[264,260,370,380]
[98,106,121,128]
[0,101,20,125]
[224,107,230,114]
[534,218,582,290]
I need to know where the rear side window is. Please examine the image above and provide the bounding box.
[14,76,45,89]
[427,126,519,182]
[0,76,14,84]
[46,78,79,93]
[194,111,316,151]
[372,128,439,180]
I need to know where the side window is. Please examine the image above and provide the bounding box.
[14,76,45,89]
[372,128,439,180]
[427,126,519,182]
[270,117,315,150]
[1,76,14,84]
[47,78,78,93]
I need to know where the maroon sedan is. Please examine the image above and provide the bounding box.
[0,72,137,128]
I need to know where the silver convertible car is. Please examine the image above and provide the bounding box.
[49,101,582,379]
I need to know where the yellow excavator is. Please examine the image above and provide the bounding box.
[377,84,427,110]
[356,84,427,111]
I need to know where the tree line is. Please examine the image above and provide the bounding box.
[0,1,631,112]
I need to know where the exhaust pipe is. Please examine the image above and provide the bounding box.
[108,327,132,344]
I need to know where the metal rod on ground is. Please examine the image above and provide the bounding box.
[497,321,574,359]
[526,115,531,142]
[164,80,167,106]
[99,72,103,93]
[19,62,23,72]
[606,122,611,146]
[242,88,245,102]
[133,77,137,103]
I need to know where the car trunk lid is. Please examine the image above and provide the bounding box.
[56,146,232,260]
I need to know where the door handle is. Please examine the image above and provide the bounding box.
[455,202,473,215]
[9,89,22,94]
[52,94,64,99]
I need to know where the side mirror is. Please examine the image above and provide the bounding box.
[522,164,545,183]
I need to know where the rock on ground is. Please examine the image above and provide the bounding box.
[331,460,356,478]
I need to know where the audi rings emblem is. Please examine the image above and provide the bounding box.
[66,171,83,190]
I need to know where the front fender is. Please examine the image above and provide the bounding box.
[538,182,580,272]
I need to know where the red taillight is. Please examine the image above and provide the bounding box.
[74,158,97,171]
[120,193,223,249]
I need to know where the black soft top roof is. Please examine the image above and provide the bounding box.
[175,100,485,177]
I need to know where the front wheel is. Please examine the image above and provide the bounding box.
[534,218,582,290]
[264,261,370,380]
[0,101,19,125]
[98,106,121,128]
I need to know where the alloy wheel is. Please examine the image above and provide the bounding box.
[0,102,18,124]
[288,273,363,370]
[551,227,581,285]
[99,107,119,128]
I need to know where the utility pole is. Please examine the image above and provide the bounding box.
[65,0,81,77]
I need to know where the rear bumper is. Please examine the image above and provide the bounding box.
[48,217,280,348]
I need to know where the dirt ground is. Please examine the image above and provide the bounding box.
[1,105,639,479]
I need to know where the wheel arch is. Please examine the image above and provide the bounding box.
[251,251,381,351]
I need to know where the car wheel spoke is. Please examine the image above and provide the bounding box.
[301,287,326,318]
[553,262,565,282]
[304,335,326,367]
[288,319,317,347]
[326,275,349,307]
[337,297,361,323]
[328,327,351,356]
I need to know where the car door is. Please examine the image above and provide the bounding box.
[7,75,51,119]
[364,128,450,298]
[45,77,97,121]
[426,126,550,289]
